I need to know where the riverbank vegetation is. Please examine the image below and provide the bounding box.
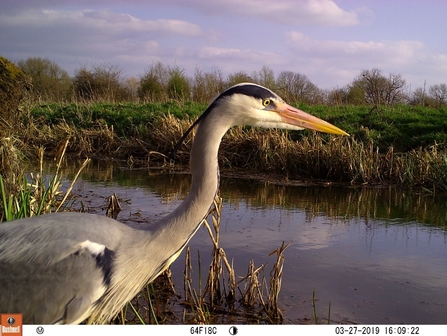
[6,101,447,193]
[1,56,447,193]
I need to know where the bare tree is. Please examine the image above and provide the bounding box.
[409,87,427,106]
[73,64,127,102]
[192,67,224,103]
[138,62,170,102]
[252,65,276,89]
[122,77,140,102]
[352,69,406,105]
[327,86,349,106]
[429,84,447,107]
[226,71,253,87]
[276,71,322,104]
[18,57,72,101]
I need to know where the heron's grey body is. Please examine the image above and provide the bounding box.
[0,83,347,324]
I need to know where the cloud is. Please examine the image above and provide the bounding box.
[198,47,281,63]
[287,31,424,62]
[1,9,202,37]
[1,0,360,26]
[196,47,287,75]
[284,31,429,87]
[163,0,360,26]
[0,8,204,73]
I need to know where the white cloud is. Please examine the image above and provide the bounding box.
[196,47,286,75]
[3,0,359,26]
[284,31,431,87]
[199,47,280,62]
[0,8,204,75]
[1,9,202,37]
[153,0,360,26]
[287,31,424,62]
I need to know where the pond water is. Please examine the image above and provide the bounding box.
[54,160,447,324]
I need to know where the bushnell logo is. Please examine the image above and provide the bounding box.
[1,314,23,336]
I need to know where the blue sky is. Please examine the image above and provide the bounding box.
[1,0,446,90]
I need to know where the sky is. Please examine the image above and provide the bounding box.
[1,0,446,90]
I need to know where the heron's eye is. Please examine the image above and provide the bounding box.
[263,99,271,107]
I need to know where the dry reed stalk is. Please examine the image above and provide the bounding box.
[238,260,266,307]
[181,192,289,323]
[184,246,193,303]
[0,136,23,195]
[202,195,237,306]
[105,192,122,219]
[266,241,292,321]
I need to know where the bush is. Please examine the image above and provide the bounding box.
[0,56,31,133]
[73,64,129,102]
[18,57,72,101]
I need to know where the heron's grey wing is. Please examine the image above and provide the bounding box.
[0,247,113,324]
[0,213,124,324]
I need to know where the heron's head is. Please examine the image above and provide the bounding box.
[170,83,348,159]
[209,82,349,135]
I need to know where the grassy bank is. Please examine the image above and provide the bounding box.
[30,102,447,152]
[3,101,447,192]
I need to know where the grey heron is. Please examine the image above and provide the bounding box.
[0,83,348,324]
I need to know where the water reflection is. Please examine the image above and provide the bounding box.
[43,160,447,324]
[57,160,447,228]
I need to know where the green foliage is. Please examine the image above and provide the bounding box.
[167,66,190,101]
[0,175,48,221]
[138,62,168,102]
[0,145,90,221]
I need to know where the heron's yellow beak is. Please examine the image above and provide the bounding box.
[275,103,349,136]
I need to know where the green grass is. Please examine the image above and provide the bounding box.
[30,103,447,152]
[31,101,205,137]
[4,101,446,191]
[300,104,447,152]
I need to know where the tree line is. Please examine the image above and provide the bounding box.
[16,56,447,107]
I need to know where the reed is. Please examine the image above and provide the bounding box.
[0,140,90,220]
[13,102,447,191]
[179,195,288,324]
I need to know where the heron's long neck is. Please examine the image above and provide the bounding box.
[93,115,231,323]
[146,114,230,270]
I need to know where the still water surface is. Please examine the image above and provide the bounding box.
[59,161,447,324]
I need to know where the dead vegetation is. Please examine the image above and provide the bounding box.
[111,195,290,324]
[4,105,447,193]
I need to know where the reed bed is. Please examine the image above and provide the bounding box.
[12,109,447,192]
[110,195,290,324]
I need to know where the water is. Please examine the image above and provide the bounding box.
[57,161,447,324]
